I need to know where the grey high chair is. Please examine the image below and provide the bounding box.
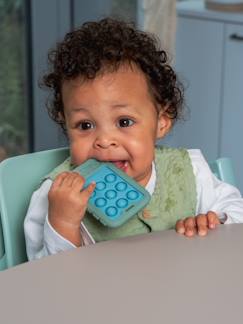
[0,149,237,270]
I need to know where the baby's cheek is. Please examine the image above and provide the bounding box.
[70,143,87,165]
[129,137,154,158]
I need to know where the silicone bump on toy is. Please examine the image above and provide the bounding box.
[87,168,143,220]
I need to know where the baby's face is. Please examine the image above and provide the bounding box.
[62,65,169,186]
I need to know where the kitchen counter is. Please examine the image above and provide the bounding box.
[177,0,243,23]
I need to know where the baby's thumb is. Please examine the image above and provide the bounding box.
[82,181,96,203]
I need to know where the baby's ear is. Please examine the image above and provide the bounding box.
[156,110,172,139]
[58,111,65,122]
[57,112,67,129]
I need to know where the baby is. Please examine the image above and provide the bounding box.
[24,18,243,260]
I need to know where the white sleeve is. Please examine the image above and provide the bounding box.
[24,179,95,261]
[188,149,243,224]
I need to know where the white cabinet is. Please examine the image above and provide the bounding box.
[165,17,224,161]
[165,1,243,193]
[221,23,243,193]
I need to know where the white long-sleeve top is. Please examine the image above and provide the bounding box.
[24,149,243,261]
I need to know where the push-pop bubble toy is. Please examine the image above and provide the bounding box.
[74,159,151,228]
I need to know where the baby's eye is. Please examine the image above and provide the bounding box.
[118,118,134,128]
[78,121,95,130]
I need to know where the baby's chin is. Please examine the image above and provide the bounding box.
[134,169,153,187]
[70,156,86,167]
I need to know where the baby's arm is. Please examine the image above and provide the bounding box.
[24,173,95,260]
[175,149,243,237]
[24,179,75,260]
[48,172,95,246]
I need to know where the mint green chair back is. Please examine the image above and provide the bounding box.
[0,223,6,270]
[209,157,236,187]
[0,147,69,270]
[0,152,236,270]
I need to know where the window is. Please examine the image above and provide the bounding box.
[0,0,30,161]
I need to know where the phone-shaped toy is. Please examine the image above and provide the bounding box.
[73,159,151,227]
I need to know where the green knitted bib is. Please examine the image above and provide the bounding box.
[47,147,197,242]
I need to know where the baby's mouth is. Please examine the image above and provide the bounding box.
[110,160,128,172]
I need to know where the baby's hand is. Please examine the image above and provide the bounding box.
[175,211,221,237]
[48,172,95,244]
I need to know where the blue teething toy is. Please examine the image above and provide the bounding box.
[73,159,151,227]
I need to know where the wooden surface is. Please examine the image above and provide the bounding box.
[205,1,243,12]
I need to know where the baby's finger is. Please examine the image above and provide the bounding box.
[61,172,79,187]
[71,173,86,192]
[51,172,70,189]
[79,182,96,205]
[184,217,196,237]
[207,211,220,229]
[175,219,185,234]
[196,214,208,236]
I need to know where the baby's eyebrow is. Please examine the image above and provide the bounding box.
[69,107,87,113]
[111,103,128,108]
[68,103,134,116]
[70,104,129,111]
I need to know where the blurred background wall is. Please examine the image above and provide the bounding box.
[1,0,243,193]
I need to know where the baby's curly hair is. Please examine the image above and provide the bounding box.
[43,17,184,132]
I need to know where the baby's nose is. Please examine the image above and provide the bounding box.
[94,133,118,149]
